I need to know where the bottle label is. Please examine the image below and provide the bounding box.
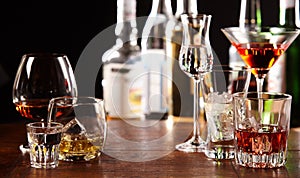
[141,49,169,114]
[284,0,295,8]
[103,61,144,119]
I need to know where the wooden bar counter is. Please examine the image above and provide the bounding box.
[1,117,300,177]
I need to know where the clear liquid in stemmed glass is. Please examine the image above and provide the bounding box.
[175,14,213,153]
[176,45,213,152]
[179,45,212,78]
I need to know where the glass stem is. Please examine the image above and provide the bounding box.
[256,77,264,94]
[193,79,201,138]
[256,76,264,120]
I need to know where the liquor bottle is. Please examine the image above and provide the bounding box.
[279,0,300,127]
[102,0,144,119]
[267,1,287,93]
[141,0,174,119]
[229,0,261,92]
[165,0,198,117]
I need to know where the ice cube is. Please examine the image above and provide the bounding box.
[249,116,259,131]
[62,118,86,135]
[252,135,272,154]
[207,92,232,104]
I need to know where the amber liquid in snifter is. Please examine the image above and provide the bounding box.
[14,99,49,121]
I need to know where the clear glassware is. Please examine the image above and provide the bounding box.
[221,27,300,94]
[12,53,78,153]
[233,92,292,168]
[47,96,107,162]
[201,65,251,159]
[176,14,213,152]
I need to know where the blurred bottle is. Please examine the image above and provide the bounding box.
[267,1,288,93]
[229,0,261,92]
[165,0,198,117]
[278,0,300,127]
[141,0,174,119]
[102,0,144,119]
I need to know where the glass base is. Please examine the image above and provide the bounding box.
[175,136,207,153]
[235,150,287,168]
[19,144,30,154]
[30,161,58,169]
[59,151,101,162]
[204,146,235,160]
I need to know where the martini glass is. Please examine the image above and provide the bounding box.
[221,27,300,93]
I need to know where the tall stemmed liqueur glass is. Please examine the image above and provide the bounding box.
[221,27,300,93]
[176,14,213,152]
[12,53,78,153]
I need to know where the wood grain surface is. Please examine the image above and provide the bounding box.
[0,118,299,178]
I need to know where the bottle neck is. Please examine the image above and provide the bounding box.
[150,0,173,18]
[175,0,198,19]
[115,0,138,46]
[239,0,262,30]
[279,0,299,28]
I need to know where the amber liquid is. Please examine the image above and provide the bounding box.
[235,43,284,77]
[59,133,103,161]
[235,127,288,154]
[14,99,50,121]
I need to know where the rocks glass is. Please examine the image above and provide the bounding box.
[233,92,291,168]
[27,122,63,168]
[48,96,107,161]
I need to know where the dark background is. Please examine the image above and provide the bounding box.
[0,0,279,122]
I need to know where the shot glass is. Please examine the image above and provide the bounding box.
[202,65,251,160]
[48,96,107,161]
[26,122,63,169]
[233,92,292,168]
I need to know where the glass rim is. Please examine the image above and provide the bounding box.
[180,13,212,18]
[233,92,292,100]
[221,26,300,33]
[22,52,68,58]
[49,96,104,106]
[208,64,251,72]
[180,13,212,21]
[26,121,63,129]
